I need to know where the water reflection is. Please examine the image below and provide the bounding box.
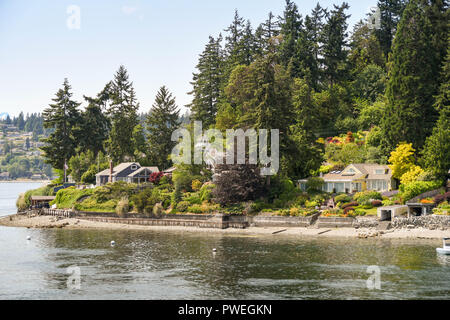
[1,226,450,300]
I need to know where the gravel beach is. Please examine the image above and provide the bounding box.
[1,214,449,240]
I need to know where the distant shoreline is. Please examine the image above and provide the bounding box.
[0,180,50,183]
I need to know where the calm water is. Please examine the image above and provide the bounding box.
[0,182,450,300]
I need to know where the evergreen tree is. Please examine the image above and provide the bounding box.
[376,0,407,60]
[78,94,110,155]
[422,40,450,180]
[188,35,224,127]
[17,112,25,131]
[381,0,449,151]
[321,2,351,86]
[349,20,385,73]
[41,78,81,171]
[254,12,280,56]
[223,10,248,71]
[278,0,303,77]
[146,86,181,170]
[106,66,140,162]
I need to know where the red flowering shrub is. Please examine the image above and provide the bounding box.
[149,172,164,185]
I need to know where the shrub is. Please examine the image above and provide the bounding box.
[131,188,161,214]
[199,183,215,202]
[382,199,395,206]
[399,180,442,202]
[191,179,202,192]
[371,200,382,207]
[306,177,325,193]
[185,193,202,205]
[434,192,450,205]
[149,172,164,185]
[16,193,27,211]
[293,194,308,206]
[354,190,382,203]
[176,201,190,213]
[354,209,366,216]
[153,203,164,216]
[341,201,358,209]
[159,175,172,186]
[187,205,202,214]
[305,200,318,208]
[343,206,355,214]
[335,194,351,203]
[116,197,129,216]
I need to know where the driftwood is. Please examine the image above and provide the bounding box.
[272,229,287,235]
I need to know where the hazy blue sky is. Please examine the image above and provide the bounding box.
[0,0,377,117]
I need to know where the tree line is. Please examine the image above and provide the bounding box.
[40,0,449,186]
[187,0,448,181]
[40,66,181,180]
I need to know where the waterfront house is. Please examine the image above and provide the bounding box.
[95,162,159,186]
[298,163,396,194]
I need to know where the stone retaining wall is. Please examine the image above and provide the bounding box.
[352,217,379,229]
[37,209,324,229]
[316,216,355,228]
[392,215,450,230]
[250,213,320,227]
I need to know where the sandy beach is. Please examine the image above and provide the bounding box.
[1,213,449,240]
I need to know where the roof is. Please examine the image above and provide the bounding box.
[322,164,392,182]
[127,166,159,177]
[30,196,56,201]
[96,162,140,177]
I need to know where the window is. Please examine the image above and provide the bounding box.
[348,168,355,173]
[131,165,138,171]
[375,169,384,175]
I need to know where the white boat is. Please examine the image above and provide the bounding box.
[436,238,450,255]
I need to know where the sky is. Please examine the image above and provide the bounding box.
[0,0,378,117]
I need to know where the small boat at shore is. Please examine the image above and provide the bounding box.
[436,238,450,255]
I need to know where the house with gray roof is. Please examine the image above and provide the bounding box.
[298,163,396,194]
[95,162,159,186]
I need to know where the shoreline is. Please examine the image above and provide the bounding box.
[1,214,449,240]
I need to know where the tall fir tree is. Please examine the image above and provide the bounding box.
[77,94,110,156]
[254,12,280,56]
[296,4,326,91]
[146,86,181,170]
[41,78,81,171]
[381,0,449,151]
[106,65,140,163]
[421,38,450,180]
[321,2,351,86]
[376,0,406,60]
[188,35,224,128]
[278,0,303,77]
